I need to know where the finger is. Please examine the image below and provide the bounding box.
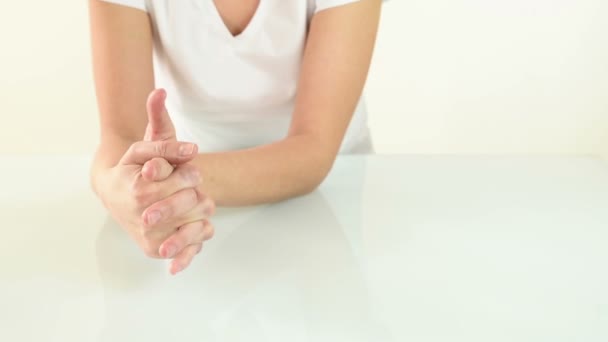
[170,244,203,275]
[193,189,217,218]
[151,188,215,228]
[120,140,198,166]
[141,188,199,229]
[159,219,214,259]
[135,164,201,208]
[166,190,216,227]
[144,89,176,141]
[142,157,174,182]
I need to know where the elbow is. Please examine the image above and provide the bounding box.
[298,179,323,197]
[298,154,336,197]
[307,168,331,194]
[283,133,340,200]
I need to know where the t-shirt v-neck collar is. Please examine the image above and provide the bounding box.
[200,0,266,42]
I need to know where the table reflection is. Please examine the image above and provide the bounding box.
[96,188,387,341]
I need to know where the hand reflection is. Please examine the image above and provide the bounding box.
[96,189,385,341]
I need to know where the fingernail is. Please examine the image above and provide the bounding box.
[179,143,195,156]
[171,263,183,275]
[147,210,162,225]
[165,245,177,258]
[144,164,155,179]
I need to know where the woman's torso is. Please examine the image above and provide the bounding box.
[116,0,372,153]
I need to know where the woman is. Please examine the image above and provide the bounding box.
[89,0,383,274]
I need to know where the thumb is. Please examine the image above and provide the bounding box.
[144,89,176,142]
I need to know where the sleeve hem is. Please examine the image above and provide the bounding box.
[100,0,147,12]
[315,0,388,14]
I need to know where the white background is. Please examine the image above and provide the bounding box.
[1,0,607,158]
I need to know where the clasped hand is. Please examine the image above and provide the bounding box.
[100,89,215,275]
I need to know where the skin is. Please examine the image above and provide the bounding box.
[88,0,382,273]
[213,0,261,37]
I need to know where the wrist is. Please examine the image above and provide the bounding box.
[90,154,114,203]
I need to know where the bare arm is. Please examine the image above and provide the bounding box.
[88,0,154,192]
[191,0,382,206]
[89,0,382,206]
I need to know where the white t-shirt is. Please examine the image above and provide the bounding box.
[101,0,380,153]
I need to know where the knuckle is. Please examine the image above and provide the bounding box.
[205,221,215,240]
[187,188,199,203]
[132,184,152,206]
[176,167,191,184]
[203,197,216,216]
[178,189,198,209]
[156,141,169,158]
[126,142,138,156]
[174,233,188,249]
[129,141,145,157]
[193,221,207,242]
[178,165,200,185]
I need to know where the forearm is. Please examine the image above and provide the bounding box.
[193,134,334,207]
[88,0,153,196]
[200,0,382,208]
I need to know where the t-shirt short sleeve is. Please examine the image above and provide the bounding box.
[100,0,147,12]
[315,0,387,13]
